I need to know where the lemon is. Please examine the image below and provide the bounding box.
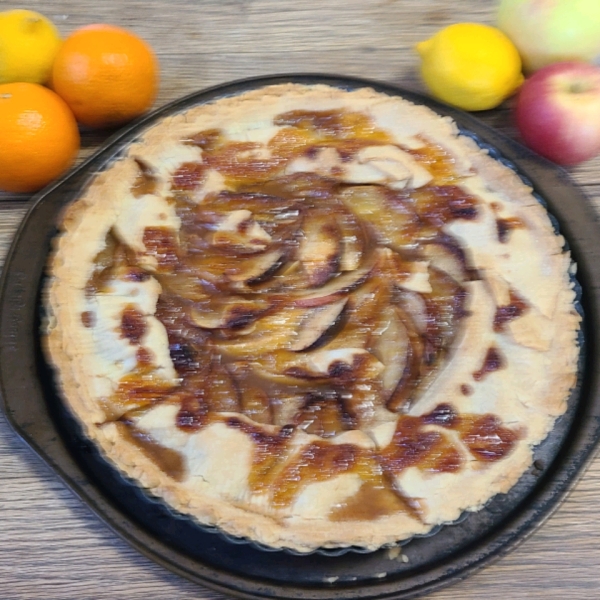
[0,9,62,85]
[416,23,524,111]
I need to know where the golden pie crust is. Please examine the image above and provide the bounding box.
[43,84,580,553]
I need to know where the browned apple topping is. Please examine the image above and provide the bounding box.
[90,106,529,508]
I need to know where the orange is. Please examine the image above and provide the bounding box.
[51,24,159,129]
[0,82,80,193]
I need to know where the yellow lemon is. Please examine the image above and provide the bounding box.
[416,23,524,111]
[0,9,62,85]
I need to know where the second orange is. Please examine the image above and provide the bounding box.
[51,24,159,129]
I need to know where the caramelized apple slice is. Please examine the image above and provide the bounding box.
[227,249,285,284]
[290,297,347,351]
[190,296,271,330]
[209,191,304,225]
[246,259,313,295]
[299,209,342,287]
[339,186,420,251]
[216,295,347,356]
[186,249,284,288]
[323,272,392,350]
[372,306,410,400]
[396,289,428,334]
[337,205,367,272]
[354,145,433,189]
[385,305,426,412]
[215,305,309,357]
[421,236,471,284]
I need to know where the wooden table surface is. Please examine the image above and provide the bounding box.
[1,1,600,598]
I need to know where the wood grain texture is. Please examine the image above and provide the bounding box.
[1,1,599,598]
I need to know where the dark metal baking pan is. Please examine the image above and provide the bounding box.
[1,74,599,600]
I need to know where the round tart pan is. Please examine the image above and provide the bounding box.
[1,74,599,599]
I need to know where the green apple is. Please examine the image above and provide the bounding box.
[497,0,600,72]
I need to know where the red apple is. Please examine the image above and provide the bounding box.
[515,61,600,166]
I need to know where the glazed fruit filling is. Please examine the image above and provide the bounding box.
[86,109,524,519]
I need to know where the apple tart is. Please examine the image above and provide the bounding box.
[44,83,580,553]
